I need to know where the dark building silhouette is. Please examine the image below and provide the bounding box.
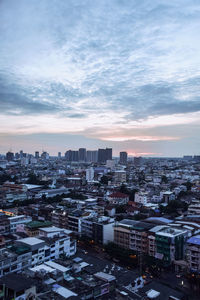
[78,148,86,162]
[98,148,112,163]
[35,151,39,159]
[6,151,14,161]
[120,151,128,164]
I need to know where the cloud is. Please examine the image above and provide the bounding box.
[0,0,200,154]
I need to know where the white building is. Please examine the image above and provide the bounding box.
[106,160,115,171]
[86,167,94,182]
[187,235,200,272]
[16,227,76,266]
[134,192,148,205]
[9,215,32,233]
[114,170,126,184]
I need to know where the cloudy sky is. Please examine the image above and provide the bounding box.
[0,0,200,156]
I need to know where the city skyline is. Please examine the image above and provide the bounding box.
[1,0,200,156]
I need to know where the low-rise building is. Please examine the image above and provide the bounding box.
[9,215,32,234]
[155,227,188,264]
[186,235,200,272]
[114,219,154,253]
[16,226,76,266]
[114,171,126,184]
[108,192,129,205]
[134,192,148,205]
[0,246,32,277]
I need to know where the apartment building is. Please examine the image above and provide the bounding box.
[81,216,115,245]
[16,226,76,267]
[108,192,129,205]
[188,199,200,215]
[114,171,126,184]
[0,246,32,277]
[155,227,188,264]
[9,215,32,234]
[134,192,148,205]
[187,235,200,272]
[51,209,68,229]
[114,219,154,253]
[148,225,168,257]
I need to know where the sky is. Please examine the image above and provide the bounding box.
[0,0,200,157]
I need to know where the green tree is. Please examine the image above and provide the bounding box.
[100,175,109,185]
[161,175,168,184]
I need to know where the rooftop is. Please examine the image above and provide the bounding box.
[109,192,129,198]
[44,261,70,273]
[0,273,35,292]
[187,235,200,246]
[156,227,186,238]
[39,226,64,233]
[30,264,55,273]
[19,237,45,246]
[94,272,116,282]
[26,220,52,229]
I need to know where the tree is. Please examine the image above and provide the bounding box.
[100,175,109,185]
[161,175,168,184]
[119,184,129,194]
[129,189,138,201]
[0,173,11,184]
[26,173,40,184]
[116,205,127,214]
[183,181,192,191]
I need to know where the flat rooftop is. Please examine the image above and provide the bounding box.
[39,226,64,233]
[44,261,70,273]
[156,227,186,238]
[30,264,55,273]
[187,235,200,246]
[19,237,44,246]
[0,273,35,292]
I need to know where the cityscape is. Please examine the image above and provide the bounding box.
[1,0,200,300]
[0,150,200,299]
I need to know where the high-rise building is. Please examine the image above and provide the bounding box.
[65,150,79,162]
[134,156,142,167]
[58,152,61,158]
[194,155,200,162]
[15,152,20,159]
[78,148,86,162]
[65,150,72,161]
[86,150,98,162]
[19,150,23,159]
[86,167,94,182]
[98,149,106,163]
[41,151,49,160]
[72,151,79,162]
[98,148,112,163]
[120,151,128,164]
[105,148,112,160]
[6,151,14,161]
[35,151,39,159]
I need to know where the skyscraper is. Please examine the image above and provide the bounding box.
[86,150,98,162]
[6,151,14,161]
[120,151,128,164]
[78,148,86,162]
[35,151,39,159]
[65,150,79,162]
[98,148,112,163]
[41,151,49,160]
[98,149,106,163]
[105,148,112,160]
